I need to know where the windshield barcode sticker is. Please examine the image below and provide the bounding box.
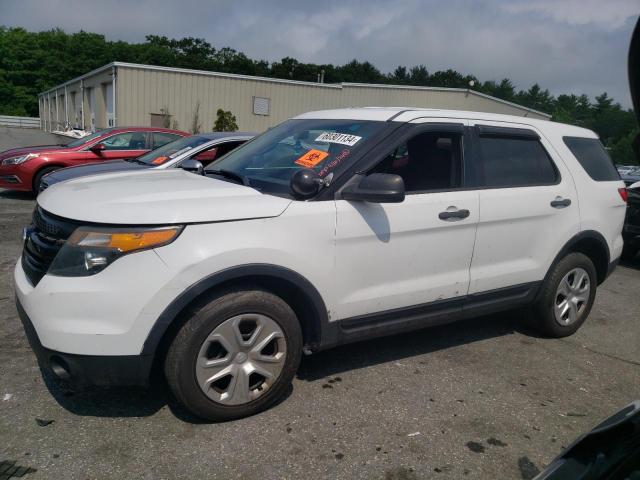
[315,132,362,146]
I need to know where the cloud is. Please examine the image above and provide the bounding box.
[1,0,637,107]
[501,0,638,30]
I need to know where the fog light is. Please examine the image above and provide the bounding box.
[84,252,108,271]
[49,355,71,380]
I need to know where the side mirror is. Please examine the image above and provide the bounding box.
[180,159,204,175]
[193,148,217,163]
[290,168,323,199]
[341,173,405,203]
[89,143,106,153]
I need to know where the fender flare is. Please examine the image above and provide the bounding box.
[545,230,611,284]
[141,264,329,355]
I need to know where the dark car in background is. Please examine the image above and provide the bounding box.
[39,132,255,192]
[621,167,640,187]
[0,126,189,193]
[622,183,640,261]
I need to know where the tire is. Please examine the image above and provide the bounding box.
[531,252,597,338]
[32,166,60,194]
[164,288,303,421]
[621,244,638,262]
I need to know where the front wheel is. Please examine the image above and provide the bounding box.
[531,252,597,338]
[32,166,60,194]
[164,288,302,421]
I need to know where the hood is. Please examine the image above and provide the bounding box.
[0,144,68,160]
[37,168,293,224]
[42,160,147,186]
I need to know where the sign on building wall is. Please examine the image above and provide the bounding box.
[253,96,270,116]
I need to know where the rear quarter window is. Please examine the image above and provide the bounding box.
[563,136,620,181]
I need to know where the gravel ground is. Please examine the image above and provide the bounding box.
[0,129,639,479]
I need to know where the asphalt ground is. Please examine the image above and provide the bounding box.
[0,127,68,151]
[1,127,639,479]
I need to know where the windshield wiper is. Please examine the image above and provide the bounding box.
[206,169,248,186]
[124,158,149,165]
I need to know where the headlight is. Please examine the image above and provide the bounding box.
[2,153,39,166]
[48,226,183,277]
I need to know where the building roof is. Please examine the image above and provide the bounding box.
[38,62,551,119]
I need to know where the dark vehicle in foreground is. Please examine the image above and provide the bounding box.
[535,401,640,479]
[622,183,640,261]
[39,132,255,192]
[0,127,188,193]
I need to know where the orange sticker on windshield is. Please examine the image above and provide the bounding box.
[295,149,329,168]
[151,156,168,165]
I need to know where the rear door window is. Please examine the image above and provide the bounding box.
[476,131,558,188]
[563,136,620,181]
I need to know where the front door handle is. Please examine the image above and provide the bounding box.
[550,198,571,208]
[439,208,470,220]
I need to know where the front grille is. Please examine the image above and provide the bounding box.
[22,207,80,286]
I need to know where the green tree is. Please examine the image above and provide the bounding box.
[609,127,639,165]
[408,65,429,85]
[213,108,238,132]
[516,84,555,113]
[389,66,409,84]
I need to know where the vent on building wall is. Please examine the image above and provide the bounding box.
[253,96,270,116]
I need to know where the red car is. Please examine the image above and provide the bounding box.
[0,127,189,193]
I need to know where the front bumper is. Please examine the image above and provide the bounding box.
[0,165,30,191]
[16,298,153,387]
[14,243,180,355]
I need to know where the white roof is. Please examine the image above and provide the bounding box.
[294,107,596,138]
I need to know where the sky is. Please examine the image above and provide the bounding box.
[1,0,638,107]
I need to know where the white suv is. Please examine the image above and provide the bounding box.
[15,108,627,421]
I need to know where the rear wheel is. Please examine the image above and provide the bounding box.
[32,166,60,194]
[164,288,302,421]
[531,252,597,337]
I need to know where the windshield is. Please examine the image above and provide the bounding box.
[206,119,386,195]
[136,135,209,165]
[66,130,107,148]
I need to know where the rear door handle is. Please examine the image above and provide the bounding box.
[550,198,571,208]
[439,208,470,220]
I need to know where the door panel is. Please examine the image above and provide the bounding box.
[99,149,148,160]
[468,121,580,294]
[90,132,149,161]
[332,120,478,321]
[333,192,479,320]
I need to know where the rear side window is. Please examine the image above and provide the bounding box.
[153,132,182,148]
[476,135,558,188]
[563,136,620,181]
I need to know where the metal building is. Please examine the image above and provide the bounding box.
[38,62,550,133]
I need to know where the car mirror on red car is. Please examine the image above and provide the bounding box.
[89,143,106,153]
[193,148,217,163]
